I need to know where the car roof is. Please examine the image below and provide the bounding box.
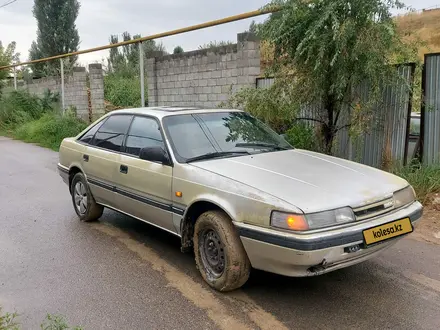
[106,106,244,119]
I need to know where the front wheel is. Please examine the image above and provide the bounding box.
[194,210,251,292]
[71,172,103,222]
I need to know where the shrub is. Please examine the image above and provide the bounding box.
[13,112,87,151]
[285,122,320,152]
[104,74,146,108]
[393,164,440,205]
[220,83,298,134]
[0,90,59,129]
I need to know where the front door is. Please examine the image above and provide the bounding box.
[112,115,175,233]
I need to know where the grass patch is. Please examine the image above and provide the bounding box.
[393,164,440,205]
[13,112,87,151]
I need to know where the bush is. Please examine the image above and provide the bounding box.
[220,82,298,134]
[393,164,440,205]
[0,90,59,130]
[13,112,87,151]
[104,74,146,108]
[285,122,320,151]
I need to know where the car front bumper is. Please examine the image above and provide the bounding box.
[235,201,423,277]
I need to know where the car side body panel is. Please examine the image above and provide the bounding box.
[113,154,175,233]
[82,146,120,207]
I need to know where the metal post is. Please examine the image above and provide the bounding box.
[139,41,145,107]
[13,66,17,90]
[60,59,65,113]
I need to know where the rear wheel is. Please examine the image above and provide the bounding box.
[70,172,103,222]
[194,210,250,292]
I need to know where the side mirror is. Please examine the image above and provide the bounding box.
[139,146,170,165]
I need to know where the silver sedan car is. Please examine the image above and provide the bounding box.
[57,107,423,291]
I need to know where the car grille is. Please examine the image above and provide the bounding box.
[353,197,394,221]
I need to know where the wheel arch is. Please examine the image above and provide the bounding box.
[180,197,236,253]
[68,163,84,193]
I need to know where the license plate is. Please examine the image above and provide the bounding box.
[363,218,413,246]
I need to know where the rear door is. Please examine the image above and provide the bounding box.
[112,115,175,233]
[82,114,133,207]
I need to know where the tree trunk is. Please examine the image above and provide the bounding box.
[323,96,336,155]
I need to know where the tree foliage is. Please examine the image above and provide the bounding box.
[173,46,184,54]
[257,0,419,153]
[29,0,81,77]
[107,33,167,77]
[0,41,20,96]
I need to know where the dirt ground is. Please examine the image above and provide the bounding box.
[412,206,440,245]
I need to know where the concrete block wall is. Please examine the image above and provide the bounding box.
[2,65,104,122]
[88,64,105,119]
[147,32,260,108]
[64,67,88,121]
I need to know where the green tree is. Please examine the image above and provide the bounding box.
[257,0,418,154]
[29,0,81,77]
[107,32,141,77]
[173,46,184,54]
[107,34,167,77]
[142,39,167,58]
[0,41,20,96]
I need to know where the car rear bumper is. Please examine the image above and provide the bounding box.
[57,163,69,185]
[235,201,423,277]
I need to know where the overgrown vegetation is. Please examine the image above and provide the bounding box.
[104,33,167,108]
[0,90,87,151]
[104,74,143,108]
[393,163,440,205]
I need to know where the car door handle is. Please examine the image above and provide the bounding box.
[83,154,89,162]
[120,165,128,174]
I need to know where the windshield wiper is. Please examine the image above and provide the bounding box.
[186,151,250,163]
[235,142,290,150]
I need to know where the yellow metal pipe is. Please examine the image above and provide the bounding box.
[0,7,280,70]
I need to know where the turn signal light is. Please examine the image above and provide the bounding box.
[286,215,309,231]
[271,211,309,231]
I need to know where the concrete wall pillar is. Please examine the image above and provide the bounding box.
[89,63,105,120]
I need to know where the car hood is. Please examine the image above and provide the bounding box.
[190,149,409,213]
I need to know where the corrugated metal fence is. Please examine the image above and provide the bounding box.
[422,53,440,165]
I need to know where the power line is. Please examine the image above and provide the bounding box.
[0,0,18,9]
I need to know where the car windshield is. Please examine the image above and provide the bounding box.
[162,111,292,162]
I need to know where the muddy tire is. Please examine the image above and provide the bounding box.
[70,172,103,222]
[194,210,251,292]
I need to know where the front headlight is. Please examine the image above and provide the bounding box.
[393,186,416,208]
[271,207,355,231]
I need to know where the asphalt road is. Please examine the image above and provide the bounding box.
[1,136,440,330]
